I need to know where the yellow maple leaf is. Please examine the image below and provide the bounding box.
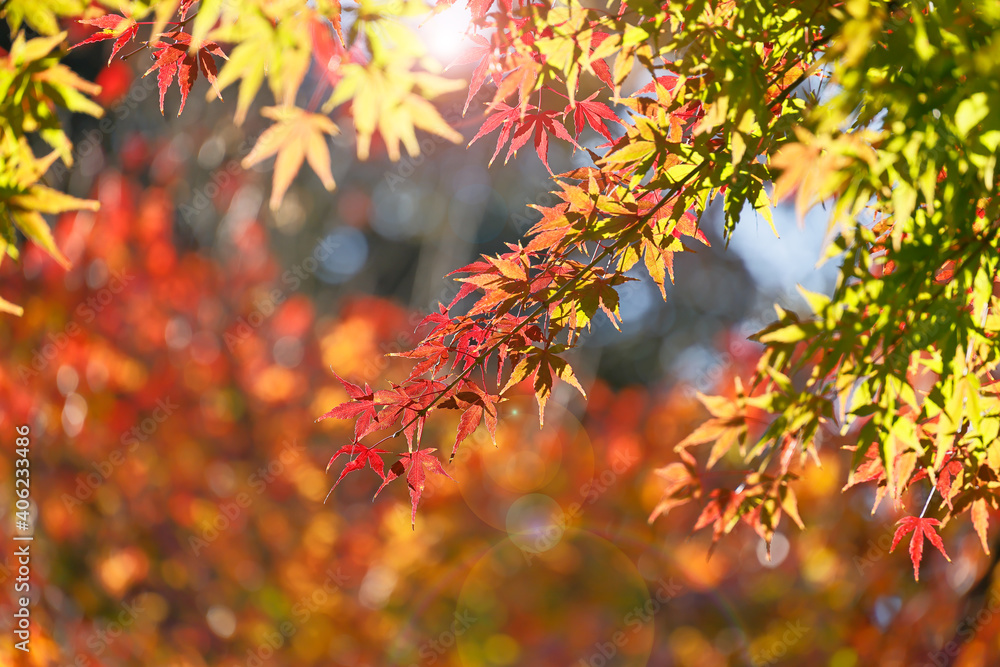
[242,106,339,210]
[325,61,463,161]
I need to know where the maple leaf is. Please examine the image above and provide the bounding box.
[71,14,138,64]
[648,449,701,522]
[675,384,747,468]
[843,444,885,501]
[634,74,680,98]
[770,128,876,219]
[890,516,951,581]
[394,339,451,379]
[451,322,491,370]
[466,0,495,21]
[371,379,448,451]
[692,487,743,554]
[440,383,498,460]
[317,373,380,441]
[310,15,347,90]
[501,344,586,425]
[415,304,452,336]
[324,443,389,501]
[489,52,540,116]
[567,92,620,140]
[848,445,881,482]
[587,31,616,90]
[934,457,963,509]
[450,33,498,115]
[469,102,528,166]
[453,404,484,460]
[953,487,995,555]
[211,10,311,125]
[374,449,455,528]
[470,101,582,172]
[241,106,340,210]
[972,496,991,555]
[324,60,463,161]
[143,31,227,116]
[3,141,99,274]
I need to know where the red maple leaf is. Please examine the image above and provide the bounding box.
[309,15,347,89]
[143,31,227,115]
[469,102,527,166]
[451,321,489,371]
[692,487,742,555]
[450,33,498,115]
[648,449,701,522]
[507,108,581,172]
[374,379,447,450]
[178,0,198,20]
[72,14,139,64]
[316,373,379,441]
[934,457,963,509]
[324,443,388,501]
[470,102,580,172]
[466,0,495,21]
[589,32,615,89]
[374,449,455,527]
[635,73,680,97]
[394,338,451,379]
[890,515,951,581]
[566,92,620,140]
[415,304,452,336]
[445,382,498,459]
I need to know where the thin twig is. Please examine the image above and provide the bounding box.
[334,29,834,463]
[370,163,706,455]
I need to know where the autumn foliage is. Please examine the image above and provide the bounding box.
[3,0,1000,611]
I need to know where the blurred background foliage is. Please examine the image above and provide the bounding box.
[1,13,999,667]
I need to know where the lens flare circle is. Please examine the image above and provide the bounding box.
[452,396,596,531]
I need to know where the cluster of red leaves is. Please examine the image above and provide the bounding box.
[461,8,622,173]
[470,102,581,170]
[842,433,997,580]
[144,31,226,115]
[318,0,723,524]
[71,13,227,115]
[71,14,139,63]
